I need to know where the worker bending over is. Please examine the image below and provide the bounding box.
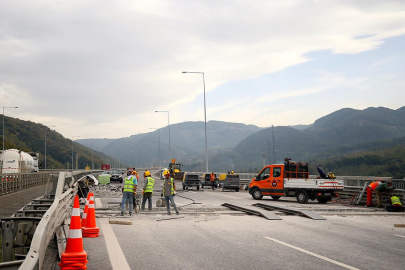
[141,170,155,211]
[162,170,180,215]
[374,181,395,208]
[366,180,381,207]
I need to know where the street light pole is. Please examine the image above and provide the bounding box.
[71,136,80,171]
[182,71,208,172]
[155,111,170,158]
[150,128,161,167]
[45,126,55,170]
[2,106,18,151]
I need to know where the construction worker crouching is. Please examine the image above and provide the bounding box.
[162,170,179,215]
[386,195,403,212]
[141,170,155,211]
[120,171,138,216]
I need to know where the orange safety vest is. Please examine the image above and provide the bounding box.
[210,174,215,181]
[368,181,381,190]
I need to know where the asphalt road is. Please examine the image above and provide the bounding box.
[82,170,405,270]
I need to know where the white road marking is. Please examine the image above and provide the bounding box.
[395,234,405,239]
[264,237,359,270]
[100,219,131,270]
[95,198,103,208]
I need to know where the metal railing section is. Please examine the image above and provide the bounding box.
[19,172,75,270]
[0,173,52,196]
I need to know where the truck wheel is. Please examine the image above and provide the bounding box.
[236,188,239,192]
[271,196,280,200]
[252,189,263,200]
[182,185,185,190]
[296,191,308,204]
[317,198,329,204]
[197,186,200,191]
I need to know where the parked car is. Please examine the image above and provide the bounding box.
[110,170,124,183]
[182,172,200,190]
[201,173,218,188]
[218,173,240,192]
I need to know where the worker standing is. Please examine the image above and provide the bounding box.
[120,171,138,216]
[386,195,403,212]
[162,170,179,215]
[141,170,155,211]
[366,180,381,207]
[374,181,395,208]
[210,172,216,190]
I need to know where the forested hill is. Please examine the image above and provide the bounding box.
[0,115,118,169]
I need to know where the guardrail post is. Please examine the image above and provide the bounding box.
[1,221,14,262]
[15,223,28,256]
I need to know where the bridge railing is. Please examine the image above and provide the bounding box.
[0,173,52,196]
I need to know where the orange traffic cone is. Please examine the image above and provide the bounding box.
[59,195,88,269]
[81,193,91,228]
[82,192,99,238]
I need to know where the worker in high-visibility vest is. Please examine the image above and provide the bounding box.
[162,170,179,215]
[210,172,216,190]
[366,180,381,207]
[120,171,138,216]
[386,195,403,212]
[141,170,155,211]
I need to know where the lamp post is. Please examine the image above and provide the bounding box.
[155,111,170,158]
[45,125,55,170]
[2,106,18,151]
[150,128,161,167]
[182,71,208,172]
[71,136,80,171]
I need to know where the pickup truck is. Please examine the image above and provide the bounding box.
[182,172,200,190]
[248,160,344,204]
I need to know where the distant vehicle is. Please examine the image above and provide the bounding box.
[168,159,184,180]
[101,171,111,175]
[201,173,218,188]
[0,149,39,174]
[182,172,200,190]
[101,164,111,170]
[247,158,344,204]
[159,168,169,179]
[218,173,240,192]
[110,170,123,183]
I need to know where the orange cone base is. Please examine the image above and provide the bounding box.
[59,250,88,269]
[82,227,99,238]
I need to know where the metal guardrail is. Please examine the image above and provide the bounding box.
[1,173,52,196]
[0,170,99,269]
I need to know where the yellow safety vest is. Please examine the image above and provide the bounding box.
[144,177,155,193]
[391,196,402,206]
[123,177,134,192]
[163,177,174,195]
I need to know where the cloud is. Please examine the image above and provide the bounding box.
[0,0,405,138]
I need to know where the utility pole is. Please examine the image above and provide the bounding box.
[272,125,276,164]
[267,138,271,165]
[263,154,265,167]
[76,149,79,170]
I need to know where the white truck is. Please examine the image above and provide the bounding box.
[0,149,39,174]
[247,160,344,204]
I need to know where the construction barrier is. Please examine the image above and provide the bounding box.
[82,192,100,237]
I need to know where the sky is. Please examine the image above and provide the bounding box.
[1,0,405,139]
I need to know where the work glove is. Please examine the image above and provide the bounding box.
[173,191,176,196]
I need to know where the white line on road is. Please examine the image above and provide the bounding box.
[395,234,405,239]
[264,237,359,270]
[95,198,103,208]
[100,219,131,270]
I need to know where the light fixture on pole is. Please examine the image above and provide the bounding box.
[2,106,18,151]
[155,111,170,158]
[45,125,55,170]
[182,71,208,172]
[71,136,80,171]
[150,128,161,167]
